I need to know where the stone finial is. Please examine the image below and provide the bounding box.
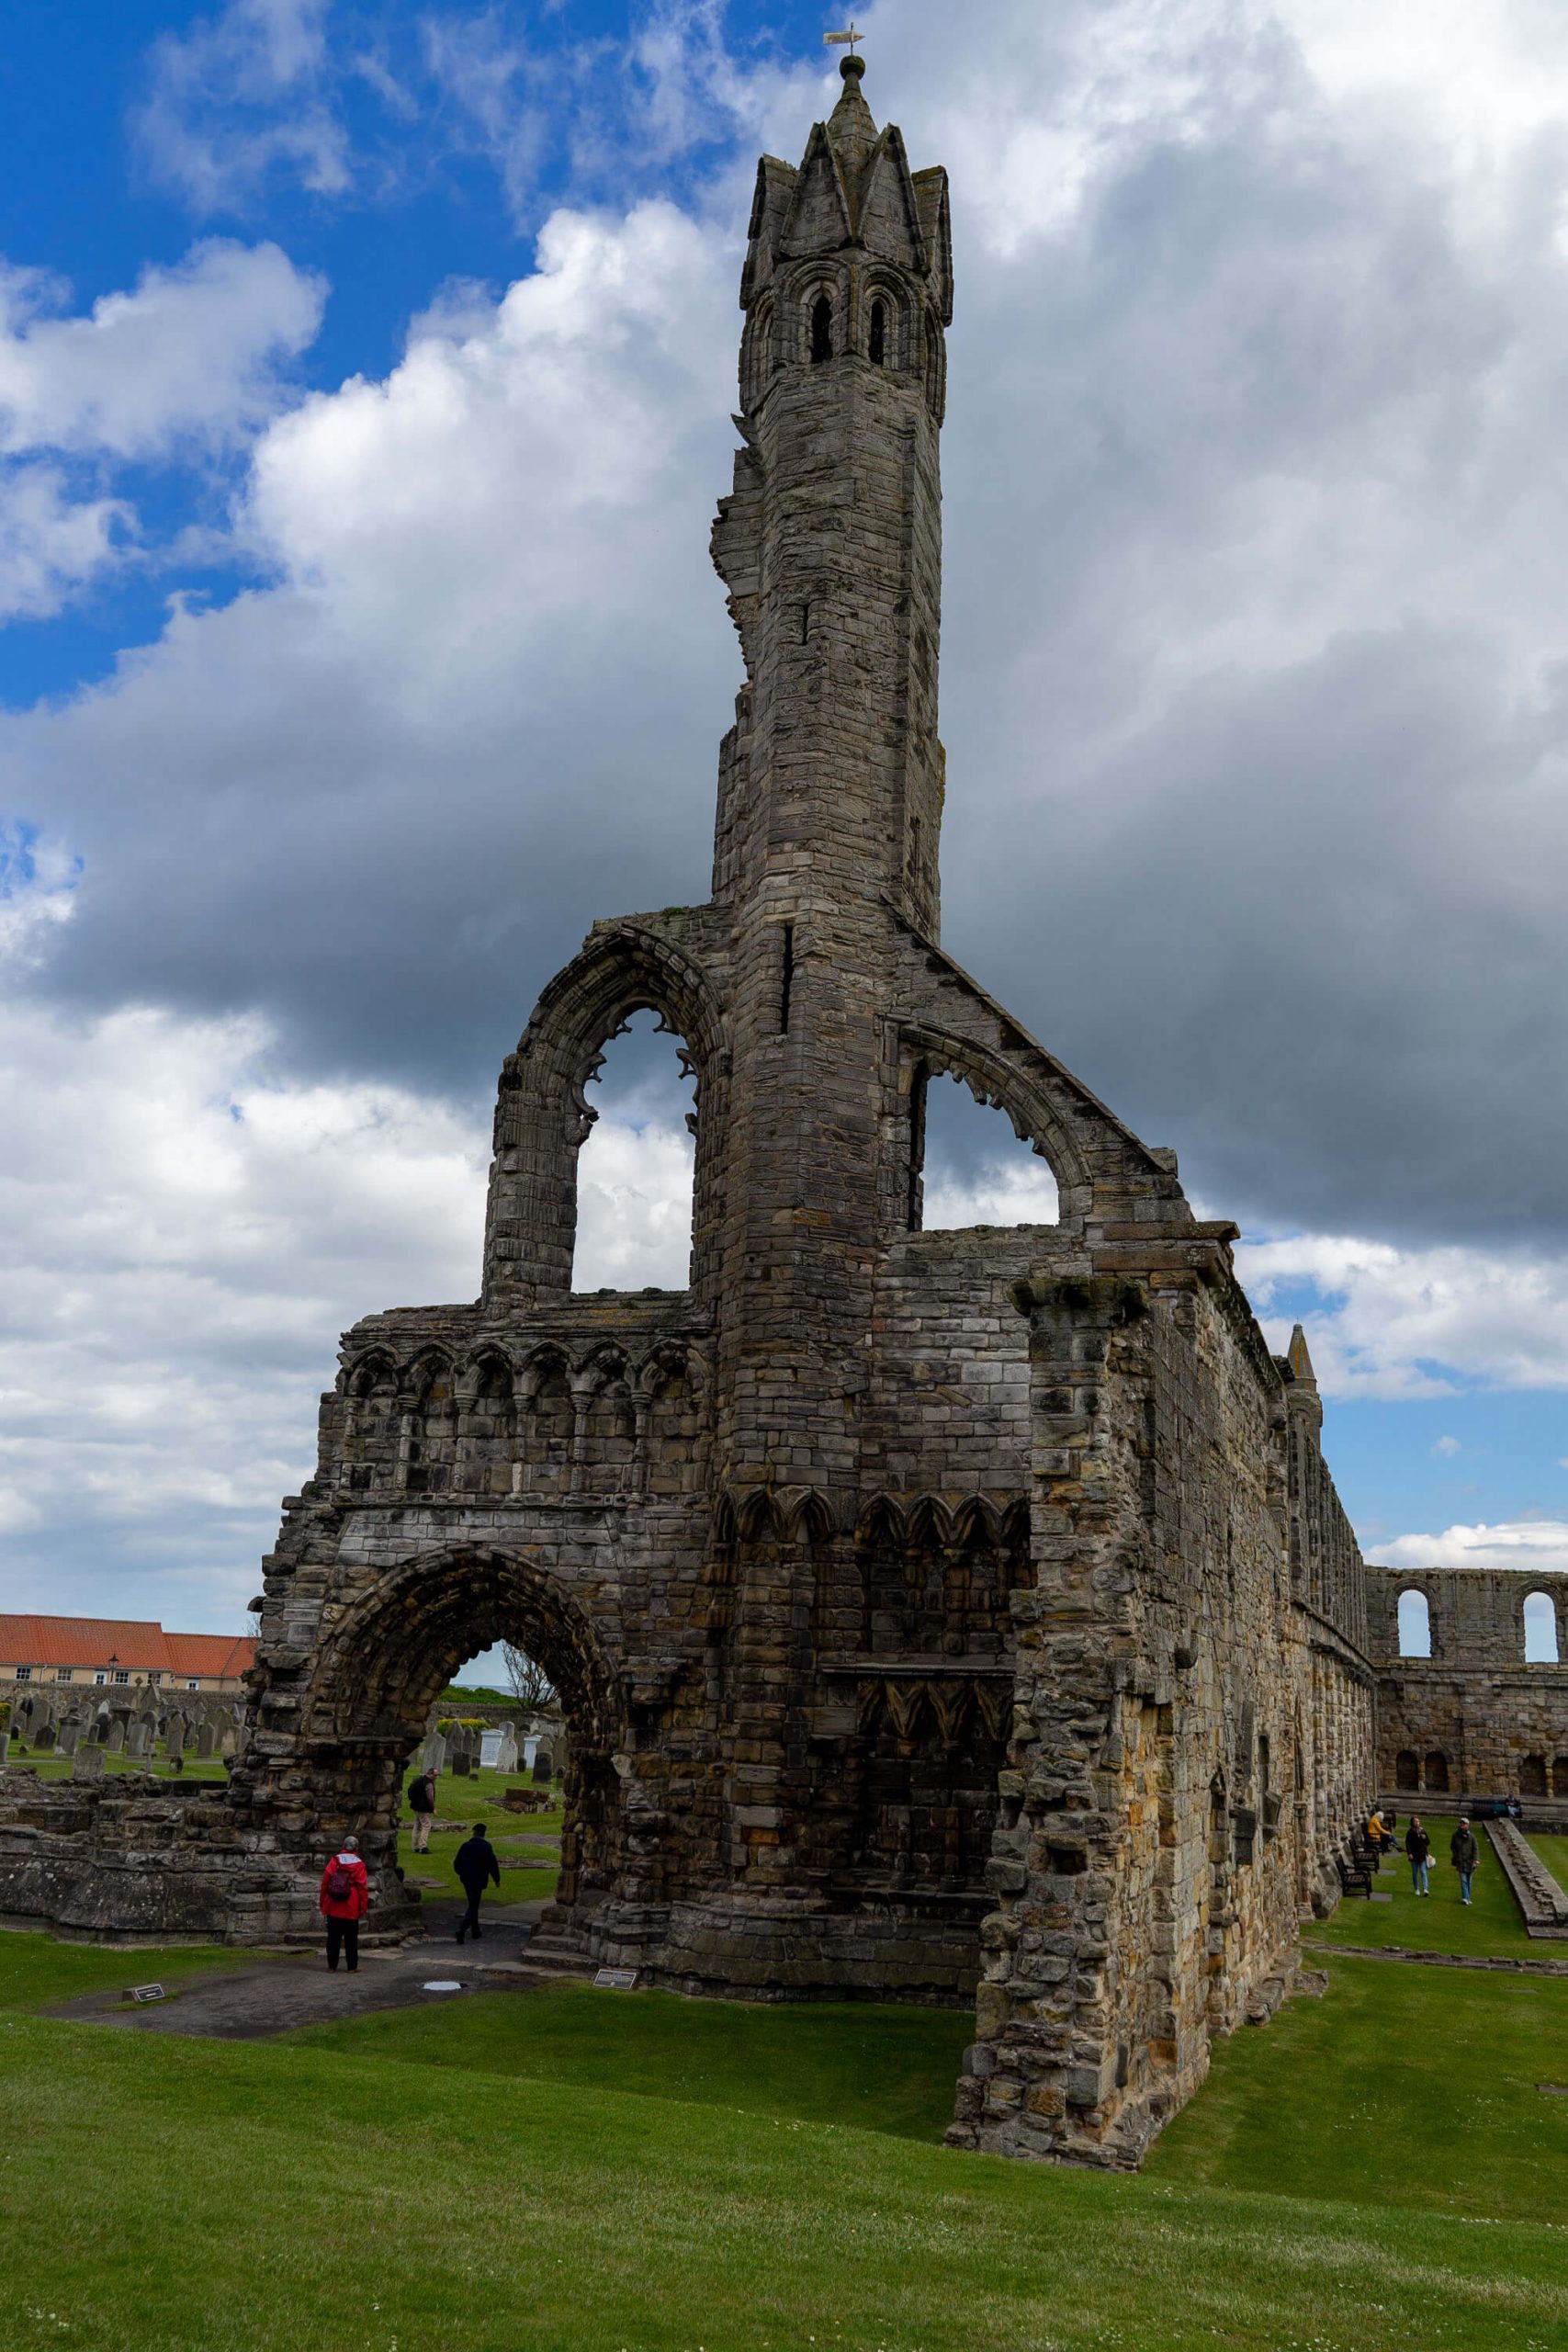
[1286,1323,1318,1389]
[826,52,878,175]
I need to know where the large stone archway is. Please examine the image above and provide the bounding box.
[232,1546,627,1943]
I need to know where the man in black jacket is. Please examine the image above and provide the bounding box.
[454,1821,501,1942]
[1450,1818,1479,1905]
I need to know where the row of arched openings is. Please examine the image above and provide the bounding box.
[340,1342,704,1499]
[1398,1586,1562,1664]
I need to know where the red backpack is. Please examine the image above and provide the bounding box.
[325,1858,356,1905]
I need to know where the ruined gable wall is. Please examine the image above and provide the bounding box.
[951,1253,1361,2167]
[860,1229,1039,1497]
[1366,1566,1568,1801]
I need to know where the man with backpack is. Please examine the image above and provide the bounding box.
[319,1835,370,1971]
[453,1820,501,1942]
[407,1763,438,1853]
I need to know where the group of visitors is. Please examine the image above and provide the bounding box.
[1365,1806,1480,1904]
[314,1760,507,1966]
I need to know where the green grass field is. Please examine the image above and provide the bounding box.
[403,1792,564,1910]
[1307,1814,1542,1957]
[1528,1828,1568,1892]
[4,1910,1568,2352]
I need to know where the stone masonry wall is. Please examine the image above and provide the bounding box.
[1366,1566,1568,1800]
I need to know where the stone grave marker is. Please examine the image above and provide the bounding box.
[494,1724,519,1774]
[73,1746,106,1781]
[57,1723,78,1756]
[107,1717,127,1752]
[197,1724,216,1758]
[479,1728,503,1770]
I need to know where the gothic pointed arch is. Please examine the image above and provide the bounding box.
[483,918,730,1308]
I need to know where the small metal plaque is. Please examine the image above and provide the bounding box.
[592,1966,638,1991]
[130,1984,165,2004]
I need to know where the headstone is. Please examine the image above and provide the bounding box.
[0,1733,10,1763]
[494,1724,519,1774]
[34,1722,55,1752]
[197,1723,216,1758]
[107,1716,127,1752]
[479,1728,503,1770]
[57,1723,78,1756]
[129,1720,152,1759]
[421,1732,446,1774]
[532,1749,553,1783]
[165,1715,186,1757]
[73,1746,106,1781]
[451,1751,471,1777]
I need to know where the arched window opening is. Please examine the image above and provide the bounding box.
[913,1068,1059,1232]
[1424,1750,1450,1793]
[1396,1588,1431,1658]
[810,294,833,363]
[868,299,886,365]
[1521,1753,1548,1797]
[1394,1748,1419,1791]
[1524,1589,1561,1663]
[572,1008,696,1291]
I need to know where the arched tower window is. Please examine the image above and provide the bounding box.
[1396,1588,1431,1658]
[572,1009,697,1291]
[914,1068,1059,1231]
[1524,1589,1560,1663]
[810,294,833,364]
[868,299,886,366]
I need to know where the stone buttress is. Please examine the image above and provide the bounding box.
[0,60,1381,2167]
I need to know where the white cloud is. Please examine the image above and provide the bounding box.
[135,0,349,213]
[1237,1231,1568,1399]
[0,1001,487,1618]
[924,1158,1061,1231]
[0,465,130,620]
[1433,1434,1462,1459]
[573,1117,695,1292]
[1377,1520,1568,1577]
[0,242,324,459]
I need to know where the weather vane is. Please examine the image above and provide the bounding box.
[823,23,863,54]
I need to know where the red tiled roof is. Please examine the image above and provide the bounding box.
[164,1633,255,1679]
[0,1616,256,1679]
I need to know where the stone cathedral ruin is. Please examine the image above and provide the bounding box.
[6,60,1564,2170]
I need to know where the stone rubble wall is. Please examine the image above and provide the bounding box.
[950,1250,1373,2168]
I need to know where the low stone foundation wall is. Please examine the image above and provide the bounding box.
[1487,1820,1568,1939]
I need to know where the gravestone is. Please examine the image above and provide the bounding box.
[34,1723,55,1753]
[165,1716,186,1758]
[479,1728,503,1770]
[197,1724,216,1758]
[532,1750,552,1783]
[107,1717,127,1752]
[451,1752,471,1777]
[73,1746,106,1781]
[57,1723,78,1757]
[420,1732,446,1774]
[494,1725,519,1775]
[129,1721,152,1759]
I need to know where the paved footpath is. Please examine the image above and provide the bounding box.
[46,1895,570,2041]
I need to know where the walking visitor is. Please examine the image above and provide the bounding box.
[319,1834,369,1971]
[1450,1817,1479,1905]
[407,1764,437,1853]
[1404,1815,1431,1896]
[454,1820,501,1943]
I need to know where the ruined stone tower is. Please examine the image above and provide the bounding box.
[0,62,1380,2168]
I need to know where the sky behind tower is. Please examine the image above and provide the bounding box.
[4,0,1568,1645]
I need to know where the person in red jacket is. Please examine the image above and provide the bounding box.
[319,1834,369,1972]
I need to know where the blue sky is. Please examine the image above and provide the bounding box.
[4,0,1568,1667]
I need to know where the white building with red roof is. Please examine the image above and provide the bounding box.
[0,1616,255,1695]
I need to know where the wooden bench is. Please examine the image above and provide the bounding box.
[1336,1853,1374,1899]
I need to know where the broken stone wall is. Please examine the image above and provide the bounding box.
[950,1249,1372,2168]
[1366,1566,1568,1800]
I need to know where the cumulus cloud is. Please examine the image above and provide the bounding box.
[0,467,131,620]
[0,242,324,458]
[135,0,350,212]
[0,999,487,1620]
[1238,1229,1568,1398]
[1378,1520,1568,1577]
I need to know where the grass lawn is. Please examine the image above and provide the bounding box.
[1307,1814,1540,1958]
[4,1749,230,1784]
[289,1980,972,2140]
[0,1927,249,2013]
[5,1984,1568,2352]
[404,1795,563,1909]
[1528,1829,1568,1893]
